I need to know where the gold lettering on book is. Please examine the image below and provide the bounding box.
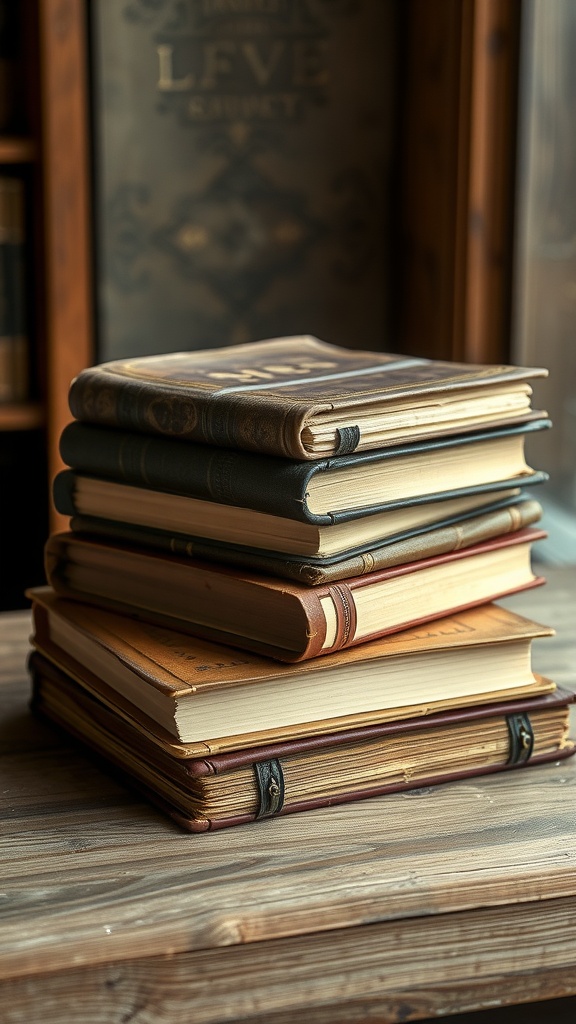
[155,3,328,125]
[187,92,300,121]
[158,40,327,92]
[157,44,196,91]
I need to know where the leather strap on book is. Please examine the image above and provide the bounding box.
[506,712,534,765]
[334,425,360,455]
[254,759,285,819]
[329,583,357,651]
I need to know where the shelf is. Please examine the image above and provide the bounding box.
[0,136,38,164]
[0,402,44,431]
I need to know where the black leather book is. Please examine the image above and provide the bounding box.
[57,418,550,525]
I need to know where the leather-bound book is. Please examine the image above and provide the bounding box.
[29,651,575,833]
[29,588,557,748]
[65,495,544,586]
[41,521,547,664]
[67,337,548,459]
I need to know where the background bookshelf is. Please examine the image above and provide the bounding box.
[0,0,92,608]
[0,0,521,609]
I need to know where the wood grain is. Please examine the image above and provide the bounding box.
[397,0,520,363]
[1,567,575,1022]
[36,0,94,528]
[2,899,576,1024]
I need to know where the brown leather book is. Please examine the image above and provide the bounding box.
[67,337,548,459]
[43,527,547,662]
[29,587,555,750]
[30,652,575,833]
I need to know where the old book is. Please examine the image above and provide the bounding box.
[67,496,544,585]
[43,528,547,662]
[29,588,556,749]
[57,418,549,525]
[67,337,548,459]
[55,479,534,561]
[30,652,575,832]
[0,176,28,402]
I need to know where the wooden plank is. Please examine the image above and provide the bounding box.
[1,899,576,1023]
[0,137,37,162]
[0,402,44,431]
[397,0,520,363]
[454,0,521,363]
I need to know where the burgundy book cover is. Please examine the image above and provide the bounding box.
[30,651,575,834]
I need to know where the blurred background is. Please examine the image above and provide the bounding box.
[0,0,574,608]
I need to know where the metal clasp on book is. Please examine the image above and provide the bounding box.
[506,712,534,765]
[254,758,285,819]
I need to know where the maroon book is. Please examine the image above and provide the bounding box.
[30,651,575,833]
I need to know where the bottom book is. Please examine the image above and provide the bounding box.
[30,651,575,833]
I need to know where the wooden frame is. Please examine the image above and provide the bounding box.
[396,0,521,364]
[36,0,94,527]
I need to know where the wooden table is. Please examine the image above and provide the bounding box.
[1,569,576,1024]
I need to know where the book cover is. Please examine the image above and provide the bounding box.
[30,653,575,832]
[43,528,547,662]
[57,418,550,524]
[29,587,556,750]
[66,496,543,585]
[90,1,397,359]
[67,337,548,458]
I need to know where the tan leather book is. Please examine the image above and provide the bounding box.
[43,527,547,662]
[30,587,555,752]
[67,337,548,459]
[30,652,575,833]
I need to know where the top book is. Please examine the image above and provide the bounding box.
[67,337,548,460]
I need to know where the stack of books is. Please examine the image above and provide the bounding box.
[29,337,576,831]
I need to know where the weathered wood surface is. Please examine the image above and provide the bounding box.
[1,568,575,1022]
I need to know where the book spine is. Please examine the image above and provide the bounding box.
[0,176,28,402]
[41,531,331,662]
[68,370,311,459]
[59,423,317,520]
[52,471,76,516]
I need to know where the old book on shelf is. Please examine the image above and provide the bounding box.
[66,496,544,586]
[67,337,548,459]
[29,589,556,749]
[30,652,575,832]
[43,528,547,662]
[0,176,28,403]
[57,418,550,524]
